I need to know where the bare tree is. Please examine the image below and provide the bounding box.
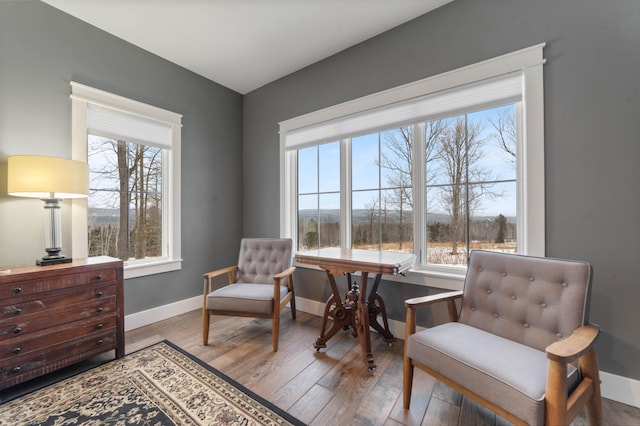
[378,122,447,250]
[88,137,162,261]
[488,107,516,161]
[379,127,412,249]
[434,116,499,255]
[116,140,129,260]
[366,198,378,247]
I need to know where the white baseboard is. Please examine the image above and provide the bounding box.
[600,370,640,409]
[125,295,640,409]
[124,295,201,331]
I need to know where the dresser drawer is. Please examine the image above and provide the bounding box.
[0,329,117,384]
[0,268,116,298]
[0,283,115,322]
[0,296,116,340]
[0,314,117,361]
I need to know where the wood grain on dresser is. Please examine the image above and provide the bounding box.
[0,256,123,390]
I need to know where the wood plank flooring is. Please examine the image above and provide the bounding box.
[2,308,638,425]
[123,309,640,426]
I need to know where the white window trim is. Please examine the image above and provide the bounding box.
[70,82,183,279]
[279,44,546,290]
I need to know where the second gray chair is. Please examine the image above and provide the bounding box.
[403,250,602,425]
[202,238,296,351]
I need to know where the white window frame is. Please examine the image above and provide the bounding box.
[280,44,546,290]
[70,82,183,279]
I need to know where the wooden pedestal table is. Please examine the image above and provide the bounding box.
[295,248,415,372]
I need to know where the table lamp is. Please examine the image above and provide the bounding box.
[7,155,89,266]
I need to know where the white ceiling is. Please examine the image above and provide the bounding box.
[41,0,453,94]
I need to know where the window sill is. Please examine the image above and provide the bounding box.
[124,258,182,279]
[292,261,464,291]
[386,267,464,291]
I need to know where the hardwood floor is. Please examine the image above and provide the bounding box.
[123,309,640,426]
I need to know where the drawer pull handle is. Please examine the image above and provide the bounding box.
[13,307,22,315]
[12,366,21,374]
[96,274,104,280]
[96,323,103,329]
[97,339,104,346]
[96,291,104,297]
[12,327,21,334]
[96,307,104,313]
[12,347,21,354]
[13,287,22,294]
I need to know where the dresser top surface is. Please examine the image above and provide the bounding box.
[0,257,122,282]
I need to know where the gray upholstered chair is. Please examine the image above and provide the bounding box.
[202,238,296,352]
[403,250,602,426]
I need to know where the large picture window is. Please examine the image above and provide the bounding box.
[71,82,182,279]
[281,45,545,287]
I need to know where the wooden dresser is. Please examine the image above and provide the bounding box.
[0,256,124,390]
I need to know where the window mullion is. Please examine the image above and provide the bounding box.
[464,114,471,261]
[515,101,526,255]
[341,138,352,248]
[284,150,297,242]
[315,146,321,249]
[412,123,426,264]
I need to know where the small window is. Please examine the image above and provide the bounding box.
[71,82,182,278]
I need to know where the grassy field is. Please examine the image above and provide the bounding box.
[353,241,517,265]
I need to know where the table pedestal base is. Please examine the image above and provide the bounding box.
[314,271,394,372]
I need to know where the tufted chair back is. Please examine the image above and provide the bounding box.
[459,250,592,352]
[235,238,293,284]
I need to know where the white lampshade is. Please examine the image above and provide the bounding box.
[7,155,89,199]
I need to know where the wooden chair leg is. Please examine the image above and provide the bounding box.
[287,275,296,320]
[403,356,414,409]
[582,348,603,425]
[202,309,210,346]
[290,294,297,320]
[273,312,280,352]
[403,306,416,409]
[545,359,568,426]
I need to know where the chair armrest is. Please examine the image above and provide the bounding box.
[405,290,463,323]
[546,324,600,363]
[274,267,296,294]
[404,290,464,309]
[404,290,463,340]
[273,266,296,281]
[203,265,238,280]
[203,265,238,294]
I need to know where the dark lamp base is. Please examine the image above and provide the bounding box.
[37,256,73,266]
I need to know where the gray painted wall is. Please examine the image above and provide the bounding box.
[243,0,640,380]
[0,1,243,314]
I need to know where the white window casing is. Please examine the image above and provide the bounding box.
[70,82,183,279]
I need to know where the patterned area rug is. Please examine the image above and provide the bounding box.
[0,340,305,425]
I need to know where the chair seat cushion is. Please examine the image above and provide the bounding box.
[407,322,578,425]
[206,283,289,315]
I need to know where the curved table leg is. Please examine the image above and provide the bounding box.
[367,273,395,344]
[314,271,353,350]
